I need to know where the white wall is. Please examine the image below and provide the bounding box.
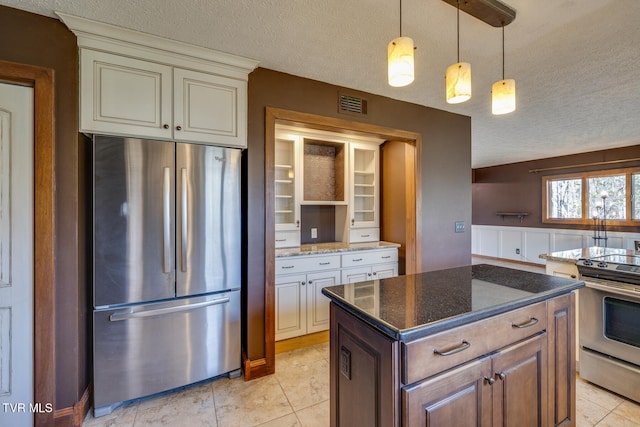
[472,225,640,264]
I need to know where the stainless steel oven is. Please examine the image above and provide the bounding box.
[577,255,640,403]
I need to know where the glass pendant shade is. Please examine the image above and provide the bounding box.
[388,36,415,87]
[492,79,516,114]
[445,62,472,104]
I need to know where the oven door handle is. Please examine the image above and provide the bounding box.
[511,317,539,329]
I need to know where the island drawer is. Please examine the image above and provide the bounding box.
[401,301,547,385]
[341,249,398,267]
[275,254,341,275]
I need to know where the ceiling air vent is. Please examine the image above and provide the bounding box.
[339,94,367,116]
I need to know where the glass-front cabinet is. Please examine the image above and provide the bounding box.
[274,134,300,231]
[350,142,379,228]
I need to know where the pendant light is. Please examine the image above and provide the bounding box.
[388,0,415,87]
[492,25,516,114]
[445,0,471,103]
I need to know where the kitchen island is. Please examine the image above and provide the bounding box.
[321,264,584,427]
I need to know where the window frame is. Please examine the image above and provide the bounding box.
[542,167,640,226]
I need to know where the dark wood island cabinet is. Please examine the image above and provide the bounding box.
[322,264,583,427]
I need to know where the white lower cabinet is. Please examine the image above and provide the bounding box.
[275,269,341,341]
[275,247,398,341]
[341,263,398,283]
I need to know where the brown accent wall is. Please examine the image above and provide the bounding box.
[246,68,472,360]
[0,5,86,410]
[473,145,640,231]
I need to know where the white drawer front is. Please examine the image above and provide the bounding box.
[341,249,398,267]
[275,231,301,248]
[276,254,341,275]
[349,227,380,243]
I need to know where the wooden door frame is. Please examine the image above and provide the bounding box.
[0,60,55,427]
[262,107,421,376]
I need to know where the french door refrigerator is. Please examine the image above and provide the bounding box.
[92,135,241,416]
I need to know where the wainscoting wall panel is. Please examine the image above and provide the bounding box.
[472,225,640,264]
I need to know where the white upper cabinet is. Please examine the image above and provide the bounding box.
[81,50,174,140]
[349,142,380,229]
[172,68,246,146]
[58,12,257,148]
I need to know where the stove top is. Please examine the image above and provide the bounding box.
[577,254,640,285]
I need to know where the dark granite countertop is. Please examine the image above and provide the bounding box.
[321,264,584,342]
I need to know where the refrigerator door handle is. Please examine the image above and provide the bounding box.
[181,167,188,272]
[163,167,171,274]
[109,296,231,321]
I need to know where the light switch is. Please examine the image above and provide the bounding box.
[311,228,318,238]
[455,221,465,233]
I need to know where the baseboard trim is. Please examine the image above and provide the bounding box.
[275,331,329,354]
[54,385,91,427]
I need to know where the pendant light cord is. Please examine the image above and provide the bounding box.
[456,0,460,63]
[400,0,403,37]
[502,25,505,80]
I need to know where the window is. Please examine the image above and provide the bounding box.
[542,168,640,225]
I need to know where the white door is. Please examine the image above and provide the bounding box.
[173,68,247,147]
[0,83,34,427]
[306,270,340,333]
[341,266,372,284]
[275,274,307,340]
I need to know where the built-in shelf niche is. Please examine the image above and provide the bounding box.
[275,137,298,227]
[302,138,346,203]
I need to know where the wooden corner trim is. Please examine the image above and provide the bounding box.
[242,350,274,381]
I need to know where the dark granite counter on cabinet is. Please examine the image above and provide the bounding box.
[539,246,635,263]
[322,263,584,342]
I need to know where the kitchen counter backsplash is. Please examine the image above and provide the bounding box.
[275,241,400,257]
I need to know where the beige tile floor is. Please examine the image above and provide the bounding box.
[83,258,640,426]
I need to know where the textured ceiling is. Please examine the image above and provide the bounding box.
[3,0,640,168]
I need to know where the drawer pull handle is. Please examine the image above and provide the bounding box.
[353,258,363,262]
[319,262,330,265]
[276,238,286,242]
[381,255,391,259]
[434,340,470,356]
[570,274,577,278]
[361,234,370,237]
[282,265,294,269]
[511,317,539,329]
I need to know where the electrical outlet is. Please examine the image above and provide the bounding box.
[516,248,520,254]
[311,228,318,239]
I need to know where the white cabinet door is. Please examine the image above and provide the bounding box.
[373,263,398,279]
[349,142,379,231]
[174,68,247,147]
[274,133,301,232]
[306,270,341,334]
[80,49,173,139]
[275,274,307,340]
[342,266,372,284]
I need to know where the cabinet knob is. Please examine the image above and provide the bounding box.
[367,273,372,277]
[176,125,182,131]
[296,220,300,228]
[496,372,506,381]
[308,280,313,284]
[163,124,170,129]
[301,281,306,286]
[372,272,377,276]
[351,219,355,226]
[484,376,495,385]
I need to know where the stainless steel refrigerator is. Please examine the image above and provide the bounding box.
[92,135,241,416]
